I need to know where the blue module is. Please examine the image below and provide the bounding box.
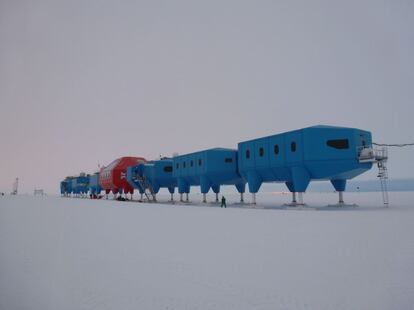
[71,173,90,196]
[88,172,102,196]
[237,125,373,204]
[172,148,246,202]
[126,158,176,200]
[60,177,73,196]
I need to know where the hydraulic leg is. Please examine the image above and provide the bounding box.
[298,192,304,205]
[338,191,344,204]
[292,192,297,204]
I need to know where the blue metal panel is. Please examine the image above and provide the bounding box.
[88,173,102,195]
[146,159,176,194]
[355,129,372,149]
[126,165,145,193]
[254,137,269,168]
[303,127,355,161]
[284,129,303,165]
[71,174,89,194]
[237,140,262,193]
[241,141,255,169]
[268,134,285,167]
[60,178,73,195]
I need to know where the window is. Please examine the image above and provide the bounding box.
[274,144,279,155]
[246,149,250,159]
[183,162,186,168]
[190,160,193,167]
[198,159,202,166]
[224,158,233,163]
[291,142,296,152]
[327,139,349,149]
[164,166,173,173]
[176,163,179,169]
[259,147,264,157]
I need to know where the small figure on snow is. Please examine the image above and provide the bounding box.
[221,196,226,208]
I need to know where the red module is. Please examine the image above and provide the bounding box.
[99,157,146,195]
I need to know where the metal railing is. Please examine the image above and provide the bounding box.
[357,146,388,163]
[133,173,156,202]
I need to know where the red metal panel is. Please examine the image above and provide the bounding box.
[99,157,146,194]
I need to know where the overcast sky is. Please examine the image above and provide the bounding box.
[1,0,413,194]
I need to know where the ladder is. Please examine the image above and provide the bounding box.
[133,174,156,202]
[358,146,389,206]
[375,147,389,205]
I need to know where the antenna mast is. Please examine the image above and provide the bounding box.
[12,177,18,195]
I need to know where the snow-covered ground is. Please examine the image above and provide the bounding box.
[1,192,414,310]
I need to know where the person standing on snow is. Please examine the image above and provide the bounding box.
[221,196,226,208]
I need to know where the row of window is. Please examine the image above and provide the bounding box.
[101,171,111,179]
[175,157,233,170]
[244,139,349,159]
[176,159,202,170]
[245,142,295,159]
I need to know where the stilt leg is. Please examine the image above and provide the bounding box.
[252,193,256,205]
[140,193,143,201]
[339,191,344,204]
[215,193,219,202]
[170,193,174,202]
[203,193,207,203]
[186,193,189,202]
[292,192,297,204]
[240,192,244,203]
[298,192,304,206]
[180,193,183,202]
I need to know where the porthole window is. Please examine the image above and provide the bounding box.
[224,158,233,163]
[327,139,349,149]
[291,142,296,152]
[246,149,250,159]
[190,160,193,167]
[198,159,202,166]
[259,147,264,157]
[164,166,173,173]
[176,163,179,169]
[183,162,186,168]
[274,144,279,155]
